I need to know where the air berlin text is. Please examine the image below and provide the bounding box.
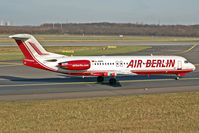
[127,59,175,68]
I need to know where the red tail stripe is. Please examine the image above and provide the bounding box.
[14,40,56,72]
[23,42,56,72]
[29,42,48,55]
[15,40,33,59]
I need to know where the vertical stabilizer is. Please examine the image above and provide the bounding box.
[9,34,48,59]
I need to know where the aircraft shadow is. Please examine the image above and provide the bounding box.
[0,74,176,87]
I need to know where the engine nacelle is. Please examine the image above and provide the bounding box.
[59,60,90,70]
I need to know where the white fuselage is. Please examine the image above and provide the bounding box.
[37,55,195,76]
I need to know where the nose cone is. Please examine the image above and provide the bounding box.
[191,64,196,71]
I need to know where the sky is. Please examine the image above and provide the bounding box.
[0,0,199,26]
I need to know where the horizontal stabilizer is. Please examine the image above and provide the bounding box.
[9,34,31,40]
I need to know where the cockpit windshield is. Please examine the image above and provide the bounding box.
[184,60,189,64]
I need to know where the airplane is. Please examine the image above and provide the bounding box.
[9,34,195,85]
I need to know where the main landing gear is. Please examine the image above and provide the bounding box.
[97,76,104,82]
[109,78,117,85]
[97,76,117,85]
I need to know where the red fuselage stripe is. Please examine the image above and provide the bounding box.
[131,69,193,74]
[66,69,193,76]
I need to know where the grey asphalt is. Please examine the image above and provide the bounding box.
[0,44,198,101]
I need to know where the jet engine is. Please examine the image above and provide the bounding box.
[58,60,90,70]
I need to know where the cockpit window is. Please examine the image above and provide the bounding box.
[184,60,189,64]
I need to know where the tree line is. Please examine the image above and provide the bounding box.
[1,23,199,37]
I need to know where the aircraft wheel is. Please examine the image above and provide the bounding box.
[109,78,117,85]
[175,76,180,80]
[97,76,104,82]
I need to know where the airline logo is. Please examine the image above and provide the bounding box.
[127,59,175,68]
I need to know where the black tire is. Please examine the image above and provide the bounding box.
[109,78,117,85]
[175,77,180,80]
[97,76,104,82]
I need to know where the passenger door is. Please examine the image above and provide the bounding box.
[177,60,182,70]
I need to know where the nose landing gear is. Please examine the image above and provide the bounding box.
[175,73,186,80]
[175,76,180,80]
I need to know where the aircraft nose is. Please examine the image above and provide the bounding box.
[192,64,196,71]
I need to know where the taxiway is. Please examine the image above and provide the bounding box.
[0,44,198,101]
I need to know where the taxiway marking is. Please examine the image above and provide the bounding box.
[154,44,198,55]
[0,64,22,67]
[0,62,22,65]
[0,62,23,67]
[182,44,198,53]
[0,77,198,88]
[0,81,94,87]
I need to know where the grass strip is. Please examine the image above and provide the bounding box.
[0,46,151,60]
[0,92,199,132]
[1,34,199,43]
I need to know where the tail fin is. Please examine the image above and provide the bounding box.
[9,34,49,59]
